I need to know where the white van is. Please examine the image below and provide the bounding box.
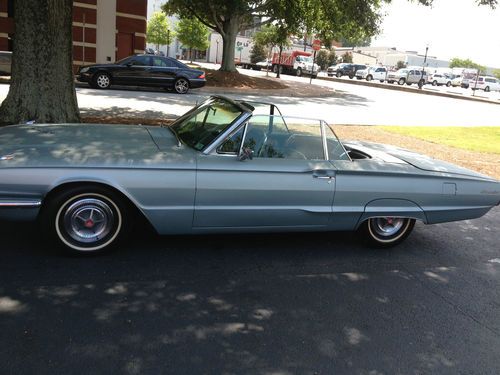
[470,76,500,92]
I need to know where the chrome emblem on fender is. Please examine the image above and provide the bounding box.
[0,154,14,161]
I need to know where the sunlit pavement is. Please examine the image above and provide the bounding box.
[0,207,499,374]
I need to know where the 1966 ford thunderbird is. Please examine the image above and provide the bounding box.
[0,96,499,254]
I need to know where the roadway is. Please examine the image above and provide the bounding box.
[1,207,499,374]
[1,73,500,126]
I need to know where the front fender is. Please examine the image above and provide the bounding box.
[355,198,428,229]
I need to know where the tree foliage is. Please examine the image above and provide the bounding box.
[396,60,407,69]
[316,49,336,69]
[250,43,267,63]
[163,0,497,72]
[175,17,210,62]
[493,69,500,80]
[147,12,173,49]
[449,57,486,72]
[341,52,353,63]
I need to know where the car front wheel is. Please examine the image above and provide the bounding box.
[93,72,111,89]
[336,72,342,78]
[359,217,415,248]
[296,68,302,77]
[398,78,405,85]
[366,75,373,81]
[485,86,490,92]
[174,78,190,94]
[42,186,128,255]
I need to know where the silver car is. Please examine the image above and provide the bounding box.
[1,96,498,255]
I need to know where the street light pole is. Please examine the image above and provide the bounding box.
[419,44,429,89]
[166,29,171,57]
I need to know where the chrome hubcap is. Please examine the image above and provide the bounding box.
[63,198,114,243]
[97,75,110,88]
[175,80,188,93]
[371,217,405,237]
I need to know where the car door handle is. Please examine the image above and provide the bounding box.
[312,170,336,179]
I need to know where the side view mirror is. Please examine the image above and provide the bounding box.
[238,147,254,161]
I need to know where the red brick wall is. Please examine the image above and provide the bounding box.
[115,0,147,59]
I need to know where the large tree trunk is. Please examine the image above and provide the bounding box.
[219,17,240,72]
[0,0,80,126]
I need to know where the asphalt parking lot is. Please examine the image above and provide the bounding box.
[1,207,499,375]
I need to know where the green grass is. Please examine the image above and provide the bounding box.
[380,126,500,154]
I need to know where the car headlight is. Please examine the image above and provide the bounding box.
[80,67,90,73]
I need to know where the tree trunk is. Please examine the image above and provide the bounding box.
[219,17,240,72]
[276,45,283,79]
[0,0,80,126]
[190,48,193,63]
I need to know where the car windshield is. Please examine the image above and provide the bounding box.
[171,98,244,151]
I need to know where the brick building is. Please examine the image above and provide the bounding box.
[0,0,147,70]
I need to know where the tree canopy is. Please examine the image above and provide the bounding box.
[163,0,496,72]
[147,12,173,50]
[449,57,486,73]
[175,17,210,62]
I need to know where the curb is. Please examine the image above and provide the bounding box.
[317,76,500,105]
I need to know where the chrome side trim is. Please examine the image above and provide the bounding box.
[0,200,42,208]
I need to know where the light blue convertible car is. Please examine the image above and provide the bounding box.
[0,96,499,254]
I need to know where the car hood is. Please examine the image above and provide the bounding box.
[0,123,195,169]
[343,140,495,181]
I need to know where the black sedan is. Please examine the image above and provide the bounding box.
[77,54,206,94]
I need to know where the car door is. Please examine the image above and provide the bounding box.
[375,67,386,80]
[112,55,152,85]
[148,57,178,87]
[194,115,337,229]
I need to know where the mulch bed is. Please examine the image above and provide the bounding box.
[204,69,287,90]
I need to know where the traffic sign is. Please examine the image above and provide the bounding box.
[312,39,321,51]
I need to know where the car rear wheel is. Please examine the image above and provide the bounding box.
[359,217,415,248]
[41,186,129,255]
[174,78,190,94]
[93,72,111,89]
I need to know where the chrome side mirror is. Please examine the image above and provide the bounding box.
[238,147,254,161]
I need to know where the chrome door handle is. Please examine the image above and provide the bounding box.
[312,170,336,179]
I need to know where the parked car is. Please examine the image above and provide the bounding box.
[77,54,206,94]
[327,63,366,78]
[1,96,498,255]
[0,51,12,76]
[451,75,463,87]
[387,68,427,86]
[254,59,273,71]
[469,76,500,92]
[427,73,452,86]
[355,66,387,82]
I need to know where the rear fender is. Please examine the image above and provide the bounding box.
[355,199,427,229]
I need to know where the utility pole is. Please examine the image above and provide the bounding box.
[419,44,428,89]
